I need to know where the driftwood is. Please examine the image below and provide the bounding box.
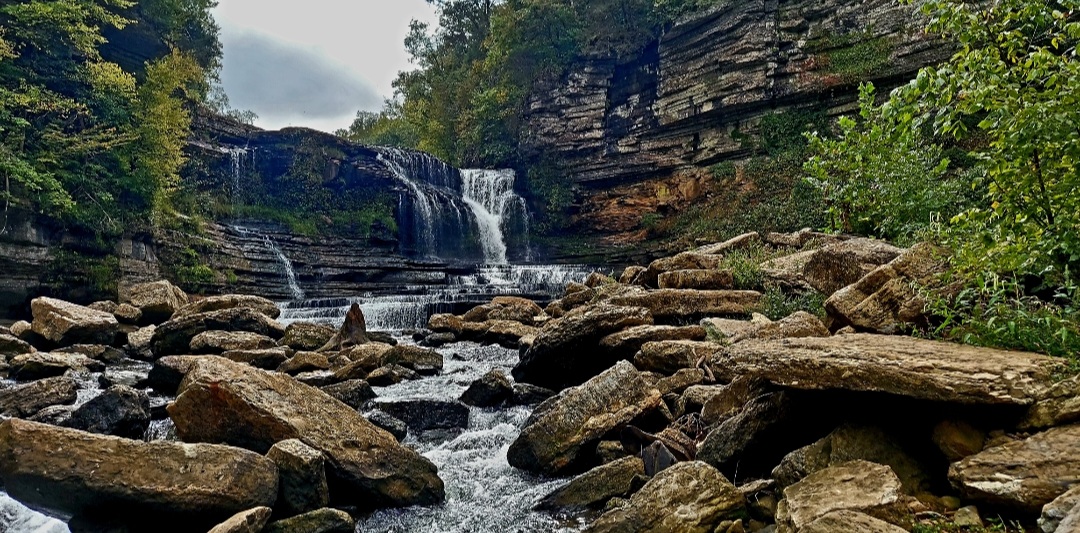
[317,303,370,351]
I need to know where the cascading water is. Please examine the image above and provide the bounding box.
[231,225,305,301]
[226,146,247,200]
[460,169,529,265]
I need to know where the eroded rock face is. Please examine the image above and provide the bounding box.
[582,461,746,533]
[460,369,514,407]
[949,424,1080,513]
[513,304,653,390]
[151,307,284,357]
[30,297,120,348]
[711,334,1057,405]
[535,456,645,512]
[168,357,444,508]
[0,419,278,531]
[775,461,911,533]
[509,361,663,476]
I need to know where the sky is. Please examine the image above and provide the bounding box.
[212,0,440,133]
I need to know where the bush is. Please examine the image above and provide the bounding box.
[757,286,826,321]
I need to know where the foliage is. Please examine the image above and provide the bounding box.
[807,30,893,84]
[759,108,829,157]
[805,83,973,244]
[758,286,827,321]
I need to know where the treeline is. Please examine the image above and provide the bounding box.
[336,0,716,168]
[0,0,232,239]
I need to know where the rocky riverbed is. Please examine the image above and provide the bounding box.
[1,230,1079,532]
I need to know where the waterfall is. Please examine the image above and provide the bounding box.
[460,169,529,265]
[225,147,248,201]
[232,226,305,301]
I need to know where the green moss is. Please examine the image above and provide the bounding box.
[807,30,893,83]
[45,250,121,301]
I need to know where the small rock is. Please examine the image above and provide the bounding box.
[376,399,469,434]
[113,303,143,325]
[277,352,331,375]
[267,439,329,516]
[88,301,119,313]
[147,355,216,395]
[1040,485,1080,533]
[319,379,376,409]
[100,366,150,389]
[207,507,273,533]
[263,508,355,533]
[27,404,77,426]
[953,506,982,527]
[365,410,408,441]
[658,269,734,290]
[460,369,513,407]
[932,419,986,462]
[55,344,126,364]
[620,266,647,285]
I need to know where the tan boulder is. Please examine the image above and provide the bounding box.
[151,307,284,357]
[427,313,465,335]
[535,456,645,512]
[694,231,762,254]
[30,297,119,347]
[634,340,715,375]
[801,510,908,533]
[642,252,727,288]
[599,325,706,361]
[1021,375,1080,430]
[762,238,903,295]
[208,507,273,533]
[168,357,444,508]
[172,294,281,320]
[191,330,278,354]
[0,419,278,530]
[0,376,78,417]
[775,461,912,533]
[120,280,188,324]
[281,322,336,351]
[608,290,761,321]
[10,352,104,380]
[729,311,829,343]
[0,333,35,356]
[658,269,734,290]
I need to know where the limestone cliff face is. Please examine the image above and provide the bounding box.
[522,0,949,232]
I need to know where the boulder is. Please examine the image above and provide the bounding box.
[642,252,727,288]
[27,404,76,426]
[800,510,908,533]
[608,290,762,321]
[1022,375,1080,430]
[126,325,156,359]
[620,266,647,285]
[825,243,949,333]
[319,379,376,410]
[729,311,830,343]
[277,352,332,375]
[427,313,465,335]
[316,303,369,351]
[461,319,538,349]
[88,300,119,313]
[0,419,278,530]
[710,334,1058,406]
[656,368,706,395]
[365,364,420,386]
[949,424,1080,512]
[281,322,336,351]
[460,369,514,407]
[658,269,734,290]
[764,238,903,296]
[172,294,281,320]
[583,461,746,533]
[30,297,120,348]
[771,425,932,494]
[151,308,284,358]
[100,365,150,389]
[0,333,34,356]
[535,456,645,512]
[9,320,32,340]
[0,376,78,417]
[208,507,273,533]
[1040,485,1080,533]
[698,391,794,476]
[267,439,329,516]
[513,304,653,390]
[336,343,441,376]
[120,280,189,324]
[512,383,555,405]
[775,461,911,533]
[147,355,220,395]
[113,303,143,325]
[222,346,293,370]
[508,361,663,476]
[66,385,151,439]
[10,352,104,381]
[375,399,469,434]
[263,508,355,533]
[694,232,762,254]
[462,296,544,325]
[634,340,715,375]
[190,330,278,354]
[365,410,408,441]
[545,285,598,318]
[55,343,126,364]
[168,357,444,508]
[931,419,986,462]
[421,332,457,347]
[599,325,706,361]
[701,318,759,343]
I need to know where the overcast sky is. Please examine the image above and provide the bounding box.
[213,0,439,133]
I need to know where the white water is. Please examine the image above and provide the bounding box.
[460,169,528,265]
[377,148,473,258]
[226,146,248,199]
[232,225,305,301]
[0,494,67,533]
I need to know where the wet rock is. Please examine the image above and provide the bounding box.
[319,379,376,410]
[0,333,34,356]
[336,344,441,376]
[775,461,911,532]
[112,303,143,326]
[365,364,420,386]
[56,344,126,364]
[267,439,329,516]
[772,425,932,494]
[0,419,278,530]
[583,461,746,533]
[387,345,443,375]
[277,352,332,375]
[222,346,293,370]
[10,352,104,381]
[422,332,457,347]
[147,355,220,395]
[281,322,336,351]
[172,294,281,320]
[949,423,1080,512]
[120,280,189,324]
[168,357,444,508]
[800,510,908,533]
[658,269,734,290]
[375,399,469,434]
[599,325,706,361]
[513,304,653,390]
[460,369,514,407]
[508,361,663,476]
[427,313,465,335]
[711,334,1057,406]
[65,385,151,439]
[535,456,645,512]
[0,376,78,417]
[1040,485,1080,533]
[511,383,555,405]
[31,297,120,348]
[608,290,762,321]
[151,308,285,358]
[100,366,149,389]
[932,419,986,462]
[825,243,949,333]
[190,330,278,354]
[462,296,544,325]
[634,340,715,375]
[207,507,272,533]
[365,410,408,441]
[263,508,355,533]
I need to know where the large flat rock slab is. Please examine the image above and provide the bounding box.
[710,334,1057,405]
[949,424,1080,513]
[169,357,444,509]
[0,419,277,531]
[608,290,761,321]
